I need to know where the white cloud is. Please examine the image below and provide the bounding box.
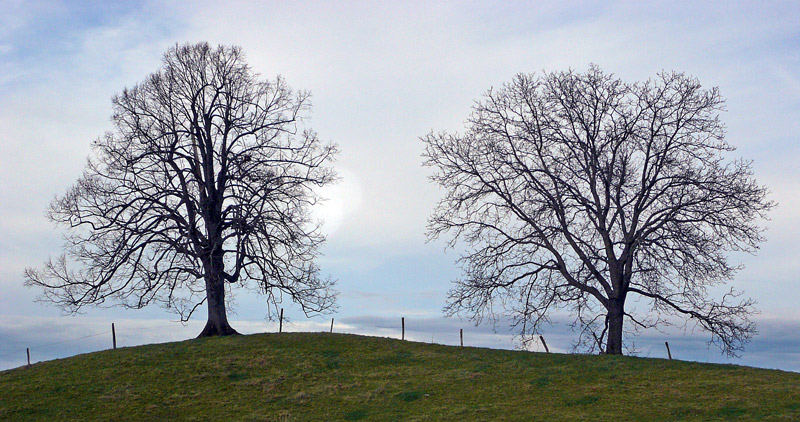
[1,1,799,371]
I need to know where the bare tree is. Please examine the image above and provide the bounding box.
[423,66,774,355]
[25,43,338,336]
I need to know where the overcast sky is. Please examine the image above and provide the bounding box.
[1,1,799,371]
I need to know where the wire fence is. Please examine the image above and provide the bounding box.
[0,321,176,369]
[1,311,677,370]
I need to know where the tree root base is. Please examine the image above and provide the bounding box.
[196,321,239,338]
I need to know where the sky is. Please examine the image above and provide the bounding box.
[1,0,799,371]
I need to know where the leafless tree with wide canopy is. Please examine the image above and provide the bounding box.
[26,43,338,336]
[423,66,773,355]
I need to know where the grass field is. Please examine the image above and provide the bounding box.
[1,332,799,421]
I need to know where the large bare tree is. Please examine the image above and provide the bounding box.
[26,43,338,336]
[423,66,773,355]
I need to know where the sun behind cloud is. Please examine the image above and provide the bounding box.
[311,167,364,237]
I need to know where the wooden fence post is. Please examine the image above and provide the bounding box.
[401,317,405,340]
[460,328,463,347]
[112,323,117,350]
[539,335,550,353]
[330,318,334,333]
[279,308,284,333]
[665,341,672,360]
[26,347,30,367]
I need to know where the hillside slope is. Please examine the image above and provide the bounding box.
[1,332,799,421]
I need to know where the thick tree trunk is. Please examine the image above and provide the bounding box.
[197,268,238,337]
[605,302,624,355]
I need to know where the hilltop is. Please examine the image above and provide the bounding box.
[1,332,799,421]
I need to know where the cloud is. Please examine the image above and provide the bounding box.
[1,1,799,376]
[153,0,800,255]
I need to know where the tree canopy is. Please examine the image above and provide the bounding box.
[26,43,338,336]
[423,66,773,355]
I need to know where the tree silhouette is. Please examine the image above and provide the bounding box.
[26,43,338,336]
[423,66,773,355]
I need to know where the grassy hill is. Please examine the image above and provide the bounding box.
[1,332,799,421]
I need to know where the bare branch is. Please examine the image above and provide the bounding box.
[25,43,339,336]
[424,65,773,355]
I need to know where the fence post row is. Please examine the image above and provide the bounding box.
[19,318,684,367]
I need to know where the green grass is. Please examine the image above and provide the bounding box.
[1,332,799,421]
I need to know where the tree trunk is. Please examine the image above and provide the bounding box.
[605,301,624,355]
[197,268,238,337]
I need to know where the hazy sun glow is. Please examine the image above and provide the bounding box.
[311,167,363,236]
